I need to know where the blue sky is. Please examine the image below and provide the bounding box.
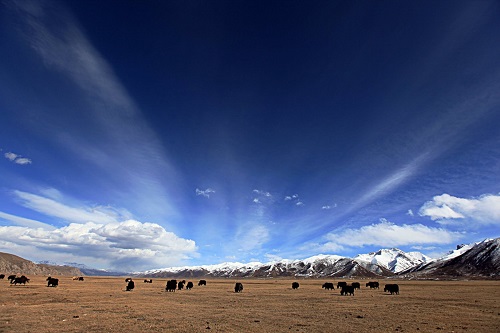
[1,0,499,271]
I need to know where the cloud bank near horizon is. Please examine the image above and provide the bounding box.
[0,189,197,270]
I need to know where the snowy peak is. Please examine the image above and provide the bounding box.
[400,238,500,278]
[137,238,499,279]
[141,254,395,278]
[354,248,431,273]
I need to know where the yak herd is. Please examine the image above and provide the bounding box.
[1,274,399,295]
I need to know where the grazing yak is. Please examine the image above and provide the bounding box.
[126,279,135,291]
[351,282,361,289]
[234,282,243,293]
[337,281,347,289]
[341,285,355,296]
[8,275,16,282]
[0,274,5,279]
[366,281,379,289]
[178,281,185,290]
[166,280,177,292]
[292,282,300,289]
[384,284,399,295]
[198,280,207,286]
[322,282,334,290]
[144,279,153,283]
[186,281,194,290]
[12,275,30,285]
[46,277,59,287]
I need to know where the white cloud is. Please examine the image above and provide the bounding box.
[4,152,32,165]
[195,188,215,198]
[14,157,32,165]
[285,194,299,201]
[284,194,303,206]
[0,220,197,271]
[4,152,17,161]
[322,203,337,210]
[252,189,274,205]
[419,193,500,225]
[325,219,463,248]
[13,190,130,224]
[407,209,414,216]
[253,189,271,197]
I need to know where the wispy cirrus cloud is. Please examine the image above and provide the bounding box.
[419,193,500,225]
[4,152,32,165]
[234,224,270,252]
[0,211,54,230]
[12,190,131,224]
[8,0,180,219]
[351,153,429,211]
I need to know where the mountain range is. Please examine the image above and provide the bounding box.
[139,238,500,279]
[1,238,498,279]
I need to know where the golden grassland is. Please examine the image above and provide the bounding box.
[0,276,499,333]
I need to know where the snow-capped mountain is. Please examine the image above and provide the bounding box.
[137,238,500,279]
[401,238,500,278]
[354,248,431,273]
[140,254,395,278]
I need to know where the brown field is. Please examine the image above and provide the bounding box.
[0,277,499,333]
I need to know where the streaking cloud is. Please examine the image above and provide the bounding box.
[12,190,131,224]
[8,0,180,220]
[0,211,55,230]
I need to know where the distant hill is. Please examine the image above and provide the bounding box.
[0,252,83,276]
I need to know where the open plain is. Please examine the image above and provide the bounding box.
[0,277,499,333]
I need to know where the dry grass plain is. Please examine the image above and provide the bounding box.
[0,276,499,333]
